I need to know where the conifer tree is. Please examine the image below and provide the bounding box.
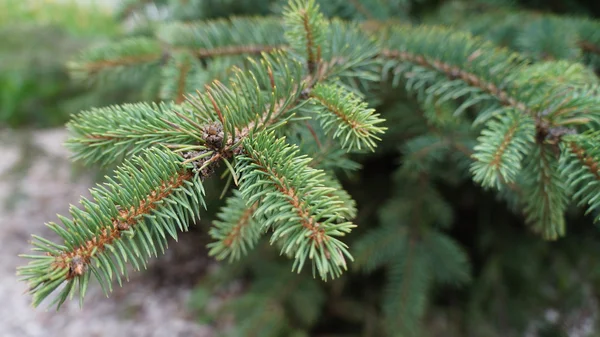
[18,0,600,335]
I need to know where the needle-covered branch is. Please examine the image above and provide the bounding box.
[66,52,304,167]
[378,22,600,238]
[284,0,328,73]
[560,132,600,222]
[157,17,287,57]
[521,145,569,239]
[308,83,386,151]
[236,132,355,280]
[471,111,535,189]
[68,37,163,82]
[65,102,203,166]
[18,148,205,308]
[208,190,261,262]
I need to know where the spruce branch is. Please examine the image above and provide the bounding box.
[354,221,408,272]
[522,144,569,239]
[471,111,536,189]
[308,82,386,151]
[236,132,356,280]
[377,24,600,241]
[437,4,600,69]
[208,52,304,136]
[423,231,471,286]
[65,102,205,166]
[379,29,531,116]
[157,17,287,58]
[70,17,290,98]
[68,37,163,80]
[164,52,194,104]
[384,235,430,337]
[284,0,328,74]
[67,52,305,168]
[560,132,600,222]
[33,30,373,305]
[208,190,261,262]
[319,20,380,84]
[378,25,599,125]
[18,148,205,308]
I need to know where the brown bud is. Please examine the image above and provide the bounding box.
[70,256,87,277]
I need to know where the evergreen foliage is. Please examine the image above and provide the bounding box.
[16,0,600,335]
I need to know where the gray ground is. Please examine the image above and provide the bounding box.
[0,129,214,337]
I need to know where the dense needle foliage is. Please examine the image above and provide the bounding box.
[17,0,600,336]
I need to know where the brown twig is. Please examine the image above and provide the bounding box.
[175,59,191,104]
[245,152,328,246]
[301,9,318,74]
[569,142,600,180]
[380,49,530,114]
[223,203,259,247]
[52,170,193,279]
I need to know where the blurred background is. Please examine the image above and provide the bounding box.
[1,0,600,337]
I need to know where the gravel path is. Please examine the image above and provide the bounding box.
[0,129,214,337]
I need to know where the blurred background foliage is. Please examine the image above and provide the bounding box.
[0,0,142,128]
[4,0,600,336]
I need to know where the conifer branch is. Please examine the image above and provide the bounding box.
[160,52,201,102]
[354,223,408,272]
[77,54,163,75]
[302,12,316,72]
[71,17,289,85]
[319,20,379,83]
[68,37,163,79]
[522,144,568,239]
[567,142,600,179]
[236,133,355,280]
[380,48,530,114]
[24,1,600,324]
[158,17,287,56]
[471,112,535,189]
[18,148,205,307]
[175,58,191,104]
[377,25,600,239]
[190,44,285,58]
[208,190,261,262]
[65,102,205,166]
[67,53,305,167]
[43,27,376,305]
[388,236,426,336]
[72,44,284,78]
[284,0,328,74]
[379,25,600,132]
[52,170,194,277]
[560,132,600,222]
[308,83,386,151]
[437,5,600,68]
